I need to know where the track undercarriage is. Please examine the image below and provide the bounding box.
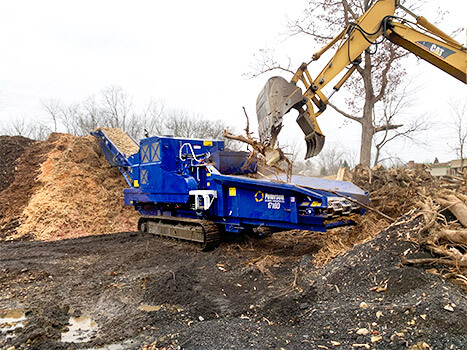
[137,216,220,251]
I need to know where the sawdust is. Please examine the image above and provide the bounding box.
[0,133,139,240]
[96,127,139,156]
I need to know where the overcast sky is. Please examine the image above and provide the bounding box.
[0,0,466,164]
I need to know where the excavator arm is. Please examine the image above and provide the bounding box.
[257,0,467,159]
[385,21,466,83]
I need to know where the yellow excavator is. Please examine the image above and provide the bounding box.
[256,0,467,159]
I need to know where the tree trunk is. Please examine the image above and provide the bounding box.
[357,52,376,167]
[359,116,373,166]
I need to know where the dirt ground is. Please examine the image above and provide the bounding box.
[1,216,466,350]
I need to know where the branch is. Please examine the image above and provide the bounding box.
[374,123,403,134]
[328,102,362,123]
[342,0,357,22]
[249,65,295,79]
[402,257,467,268]
[287,22,334,41]
[373,58,392,103]
[356,65,364,77]
[374,48,409,103]
[247,49,295,79]
[223,129,261,149]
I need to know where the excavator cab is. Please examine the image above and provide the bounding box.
[256,76,325,159]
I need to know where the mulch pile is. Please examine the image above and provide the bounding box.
[0,135,51,238]
[0,132,139,240]
[0,135,35,192]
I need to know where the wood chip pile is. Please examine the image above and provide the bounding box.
[96,127,139,156]
[0,133,139,240]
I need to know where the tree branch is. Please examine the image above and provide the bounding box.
[328,102,362,123]
[374,123,403,134]
[287,22,334,41]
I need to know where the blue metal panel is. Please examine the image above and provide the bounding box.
[276,174,369,205]
[124,187,192,205]
[125,136,225,205]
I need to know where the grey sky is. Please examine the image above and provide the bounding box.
[0,0,466,164]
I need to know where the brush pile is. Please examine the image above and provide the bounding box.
[0,133,139,240]
[274,164,467,289]
[224,111,467,286]
[351,164,467,288]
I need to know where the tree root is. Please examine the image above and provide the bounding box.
[223,107,293,180]
[401,257,466,267]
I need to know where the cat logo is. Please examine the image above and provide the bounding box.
[415,41,455,60]
[255,191,264,202]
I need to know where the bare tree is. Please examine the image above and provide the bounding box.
[449,100,467,172]
[372,84,428,166]
[2,117,32,136]
[40,86,240,149]
[42,88,144,139]
[0,117,51,140]
[161,110,241,150]
[282,138,303,164]
[41,98,84,135]
[100,86,133,131]
[138,99,165,137]
[252,0,427,167]
[41,98,61,132]
[313,145,347,176]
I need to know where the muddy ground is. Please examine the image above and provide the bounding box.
[1,216,466,350]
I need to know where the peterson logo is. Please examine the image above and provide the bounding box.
[415,41,455,60]
[255,191,264,202]
[264,193,285,202]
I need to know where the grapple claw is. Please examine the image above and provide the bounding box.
[304,132,325,158]
[296,109,325,158]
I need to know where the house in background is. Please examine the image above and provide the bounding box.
[430,157,467,177]
[450,159,467,174]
